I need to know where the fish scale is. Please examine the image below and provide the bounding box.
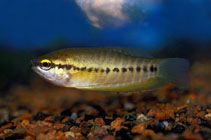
[32,48,190,92]
[72,55,157,89]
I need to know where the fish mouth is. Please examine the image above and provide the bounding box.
[31,59,39,73]
[30,59,42,73]
[30,59,43,76]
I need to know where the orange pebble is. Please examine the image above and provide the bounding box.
[54,123,66,130]
[22,119,30,126]
[26,130,36,137]
[57,131,65,137]
[44,116,55,122]
[0,123,13,131]
[62,117,70,123]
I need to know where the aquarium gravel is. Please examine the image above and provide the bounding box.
[0,60,210,140]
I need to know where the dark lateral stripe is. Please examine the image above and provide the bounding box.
[51,63,56,68]
[154,67,158,72]
[73,66,80,71]
[49,63,110,74]
[136,67,141,72]
[113,68,119,72]
[101,69,105,72]
[150,65,154,72]
[106,68,110,74]
[122,68,127,72]
[54,63,73,70]
[94,68,99,72]
[128,67,134,72]
[66,65,72,70]
[58,64,65,69]
[81,67,87,71]
[88,68,93,72]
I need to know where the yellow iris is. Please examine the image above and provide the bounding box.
[41,59,51,64]
[40,59,51,70]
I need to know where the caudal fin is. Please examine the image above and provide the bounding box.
[158,58,190,88]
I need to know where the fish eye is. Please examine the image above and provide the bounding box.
[40,59,51,70]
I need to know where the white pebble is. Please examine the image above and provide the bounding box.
[163,121,169,127]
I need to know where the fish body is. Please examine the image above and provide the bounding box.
[31,48,189,92]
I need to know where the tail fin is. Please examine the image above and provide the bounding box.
[158,58,190,88]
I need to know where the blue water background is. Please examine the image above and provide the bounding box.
[0,0,210,51]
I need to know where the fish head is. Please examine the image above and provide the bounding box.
[31,55,71,87]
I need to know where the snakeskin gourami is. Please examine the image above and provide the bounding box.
[31,48,189,92]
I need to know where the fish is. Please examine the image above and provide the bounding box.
[31,48,190,92]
